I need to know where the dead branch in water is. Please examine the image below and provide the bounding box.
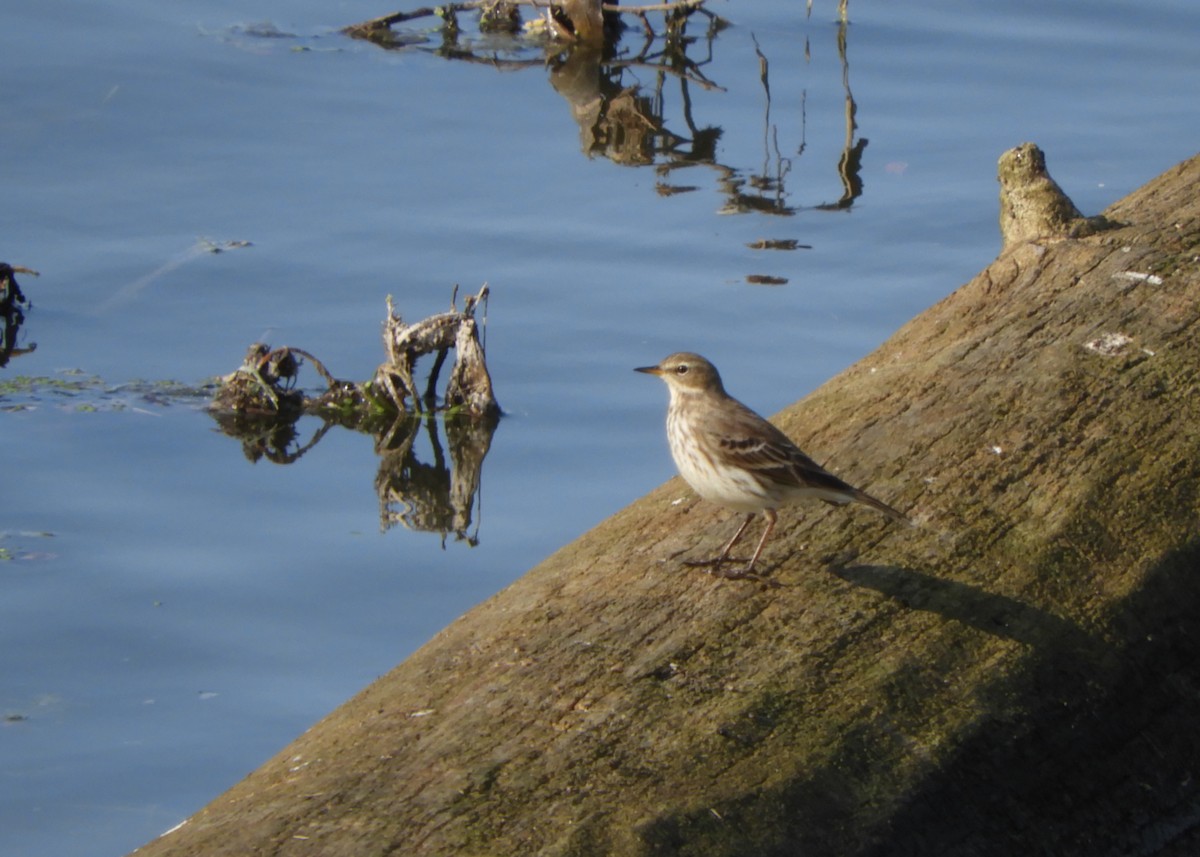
[207,285,501,548]
[372,283,496,415]
[210,283,499,422]
[343,0,720,45]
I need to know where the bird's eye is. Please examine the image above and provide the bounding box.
[675,364,689,375]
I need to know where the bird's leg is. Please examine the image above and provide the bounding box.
[739,509,778,577]
[703,512,779,580]
[716,513,756,564]
[684,513,755,571]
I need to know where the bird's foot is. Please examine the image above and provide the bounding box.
[718,567,782,588]
[685,557,780,587]
[683,553,748,569]
[684,557,734,569]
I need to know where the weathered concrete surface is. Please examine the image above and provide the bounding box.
[133,150,1200,857]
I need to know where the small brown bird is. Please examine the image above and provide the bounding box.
[637,352,906,578]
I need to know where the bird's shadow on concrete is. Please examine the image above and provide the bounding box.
[828,562,1101,655]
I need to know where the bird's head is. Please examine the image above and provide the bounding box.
[635,352,726,395]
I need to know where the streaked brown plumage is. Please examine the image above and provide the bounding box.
[637,352,905,578]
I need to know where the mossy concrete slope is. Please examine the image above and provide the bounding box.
[134,151,1200,857]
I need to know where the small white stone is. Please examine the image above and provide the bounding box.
[1084,332,1133,356]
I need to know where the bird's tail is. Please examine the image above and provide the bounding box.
[849,488,910,525]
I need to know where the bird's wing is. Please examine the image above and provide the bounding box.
[707,398,857,495]
[704,397,908,522]
[700,393,902,520]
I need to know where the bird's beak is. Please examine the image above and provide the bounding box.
[634,365,663,376]
[11,266,39,276]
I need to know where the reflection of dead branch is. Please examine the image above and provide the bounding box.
[375,416,447,534]
[374,411,498,545]
[549,24,722,165]
[445,413,496,541]
[740,34,792,216]
[209,410,334,465]
[347,0,863,221]
[709,18,863,218]
[0,310,34,367]
[715,168,796,217]
[815,17,866,211]
[806,0,849,24]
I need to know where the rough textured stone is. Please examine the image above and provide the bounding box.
[998,141,1119,246]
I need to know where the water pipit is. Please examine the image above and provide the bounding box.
[636,352,906,579]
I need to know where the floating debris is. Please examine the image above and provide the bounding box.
[0,263,38,313]
[1,263,39,367]
[344,0,716,48]
[745,274,788,286]
[656,183,699,197]
[746,239,811,251]
[199,239,253,254]
[98,238,253,313]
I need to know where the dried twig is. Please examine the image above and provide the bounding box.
[373,284,495,415]
[343,0,710,37]
[212,284,498,421]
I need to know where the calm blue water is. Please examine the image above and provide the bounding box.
[2,1,1198,854]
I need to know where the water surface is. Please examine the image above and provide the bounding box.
[2,1,1198,854]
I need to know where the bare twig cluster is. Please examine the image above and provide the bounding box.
[343,0,719,46]
[210,284,499,422]
[373,284,496,416]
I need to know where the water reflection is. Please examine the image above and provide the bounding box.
[210,407,499,545]
[210,410,333,464]
[343,1,867,263]
[375,411,498,545]
[812,23,867,212]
